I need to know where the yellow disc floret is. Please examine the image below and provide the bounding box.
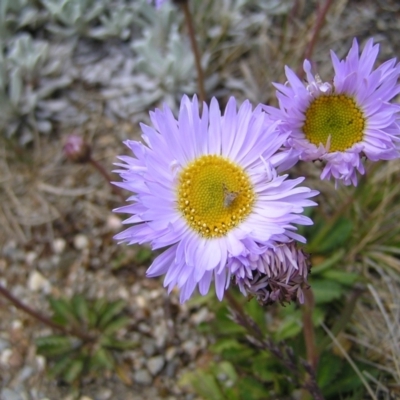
[303,95,366,152]
[177,155,255,238]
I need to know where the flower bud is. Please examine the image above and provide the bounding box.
[63,134,91,163]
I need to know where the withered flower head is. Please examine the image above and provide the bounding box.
[230,242,311,306]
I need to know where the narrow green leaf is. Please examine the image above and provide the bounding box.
[63,359,84,383]
[97,300,126,330]
[71,294,89,324]
[90,347,115,371]
[100,336,138,350]
[322,270,359,286]
[49,354,75,378]
[102,316,131,335]
[180,371,225,400]
[36,335,78,357]
[48,297,78,326]
[311,249,345,275]
[311,279,344,304]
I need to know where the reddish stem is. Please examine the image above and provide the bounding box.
[0,282,94,342]
[89,157,125,203]
[180,1,206,106]
[297,0,334,79]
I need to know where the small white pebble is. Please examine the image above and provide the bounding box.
[73,234,89,250]
[136,295,146,308]
[0,349,12,366]
[146,355,165,376]
[106,214,122,231]
[11,320,22,330]
[165,347,177,361]
[25,251,37,266]
[28,271,51,293]
[53,238,66,254]
[36,355,46,371]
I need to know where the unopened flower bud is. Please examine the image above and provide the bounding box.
[63,134,91,163]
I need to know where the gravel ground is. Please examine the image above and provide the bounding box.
[1,0,400,399]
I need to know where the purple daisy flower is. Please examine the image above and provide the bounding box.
[113,95,318,302]
[265,38,400,186]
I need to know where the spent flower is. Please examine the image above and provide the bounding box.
[113,95,318,302]
[230,241,311,305]
[265,38,400,186]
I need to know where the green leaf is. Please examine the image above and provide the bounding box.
[251,356,275,382]
[318,218,353,254]
[71,294,89,324]
[217,361,238,383]
[238,376,269,400]
[311,249,345,275]
[63,359,84,383]
[49,354,75,378]
[97,300,126,330]
[275,316,302,340]
[90,347,115,371]
[48,297,78,326]
[36,335,78,357]
[102,316,131,335]
[317,353,342,389]
[100,336,138,350]
[321,270,359,286]
[311,279,344,304]
[179,370,226,400]
[135,246,152,264]
[209,338,241,354]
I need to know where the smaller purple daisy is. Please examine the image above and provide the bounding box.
[265,38,400,186]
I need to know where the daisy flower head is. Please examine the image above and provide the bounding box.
[113,95,318,303]
[265,38,400,186]
[230,241,311,306]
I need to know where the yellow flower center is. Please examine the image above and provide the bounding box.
[177,155,255,238]
[303,94,366,152]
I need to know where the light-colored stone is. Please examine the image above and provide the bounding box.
[27,270,51,293]
[165,346,177,361]
[146,355,165,376]
[192,307,210,325]
[0,349,12,366]
[53,238,67,254]
[25,251,37,266]
[73,234,89,250]
[106,214,122,231]
[134,369,152,385]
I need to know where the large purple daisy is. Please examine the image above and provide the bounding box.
[114,96,318,302]
[265,38,400,186]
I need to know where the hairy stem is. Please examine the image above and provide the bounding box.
[0,282,94,342]
[180,1,206,105]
